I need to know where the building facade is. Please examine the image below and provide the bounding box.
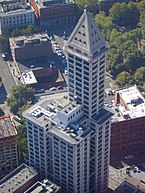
[30,0,76,30]
[0,2,35,34]
[23,8,112,193]
[0,116,19,178]
[110,85,145,152]
[9,33,52,61]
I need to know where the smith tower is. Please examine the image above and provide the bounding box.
[64,7,112,193]
[64,7,108,119]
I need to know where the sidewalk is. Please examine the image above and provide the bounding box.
[7,60,22,84]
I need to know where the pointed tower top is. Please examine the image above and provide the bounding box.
[66,9,107,57]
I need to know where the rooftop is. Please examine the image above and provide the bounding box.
[113,181,144,193]
[21,71,37,85]
[23,93,92,144]
[10,33,49,49]
[65,7,107,57]
[107,85,145,123]
[25,179,61,193]
[0,116,17,139]
[0,3,33,17]
[0,164,38,193]
[37,0,74,8]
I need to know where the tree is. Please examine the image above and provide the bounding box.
[115,71,134,88]
[0,35,9,53]
[11,25,40,37]
[6,84,35,114]
[134,67,145,85]
[138,1,145,28]
[109,2,140,28]
[17,104,31,120]
[95,12,114,41]
[0,108,4,116]
[17,124,28,162]
[11,28,22,37]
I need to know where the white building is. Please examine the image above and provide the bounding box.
[23,8,112,193]
[0,2,35,34]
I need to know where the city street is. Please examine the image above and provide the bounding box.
[0,56,16,94]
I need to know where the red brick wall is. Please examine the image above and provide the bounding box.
[111,117,145,151]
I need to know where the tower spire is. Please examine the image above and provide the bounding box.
[66,8,107,56]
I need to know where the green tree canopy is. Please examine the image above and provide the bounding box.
[17,124,28,162]
[134,67,145,85]
[6,84,35,114]
[109,2,140,28]
[95,12,114,41]
[11,25,40,37]
[115,71,134,88]
[0,35,9,53]
[0,108,4,116]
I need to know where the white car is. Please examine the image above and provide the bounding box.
[125,155,134,159]
[49,87,57,91]
[65,69,68,75]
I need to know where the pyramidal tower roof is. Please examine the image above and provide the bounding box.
[67,7,107,56]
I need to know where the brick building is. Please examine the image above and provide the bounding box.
[9,33,52,61]
[110,85,145,152]
[0,164,38,193]
[0,115,19,178]
[30,0,76,30]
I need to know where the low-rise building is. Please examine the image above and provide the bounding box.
[109,85,145,152]
[113,181,144,193]
[9,33,52,61]
[0,163,38,193]
[25,179,62,193]
[30,0,76,30]
[0,2,35,34]
[0,115,19,178]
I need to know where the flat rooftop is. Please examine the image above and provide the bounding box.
[21,71,37,85]
[113,181,144,193]
[0,116,17,139]
[25,179,61,193]
[23,93,92,144]
[37,0,74,8]
[0,8,33,17]
[0,164,38,193]
[10,33,49,49]
[61,100,81,115]
[107,85,145,123]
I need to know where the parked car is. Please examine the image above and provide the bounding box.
[37,89,45,93]
[124,155,134,159]
[64,69,68,75]
[49,87,57,91]
[2,53,8,61]
[57,86,63,90]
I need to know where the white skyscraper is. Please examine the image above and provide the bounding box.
[23,8,112,193]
